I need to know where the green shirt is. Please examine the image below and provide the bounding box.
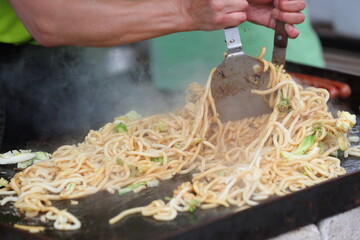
[151,6,325,90]
[0,0,33,44]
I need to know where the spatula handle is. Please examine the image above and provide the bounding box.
[274,21,288,48]
[224,27,243,53]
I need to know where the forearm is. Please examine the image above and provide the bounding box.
[9,0,189,47]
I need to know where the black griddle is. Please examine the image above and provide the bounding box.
[1,62,360,240]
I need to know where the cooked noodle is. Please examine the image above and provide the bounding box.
[0,52,355,230]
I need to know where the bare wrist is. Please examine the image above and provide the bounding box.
[170,0,195,31]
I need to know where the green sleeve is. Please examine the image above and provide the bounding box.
[0,0,34,45]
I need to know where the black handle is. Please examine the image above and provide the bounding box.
[274,21,288,48]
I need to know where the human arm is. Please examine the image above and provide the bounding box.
[9,0,248,47]
[246,0,306,38]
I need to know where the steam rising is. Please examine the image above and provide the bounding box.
[1,44,184,147]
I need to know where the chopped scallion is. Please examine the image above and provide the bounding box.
[114,122,128,133]
[305,166,313,171]
[151,157,164,165]
[277,93,292,113]
[118,182,146,195]
[188,198,201,212]
[292,134,316,155]
[65,183,75,193]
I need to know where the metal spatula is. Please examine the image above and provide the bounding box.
[210,26,270,122]
[211,22,288,122]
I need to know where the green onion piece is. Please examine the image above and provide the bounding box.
[277,92,292,113]
[305,166,313,171]
[118,182,146,195]
[292,134,316,155]
[189,205,196,212]
[114,122,128,133]
[116,158,124,166]
[151,157,164,165]
[65,183,75,193]
[128,182,146,189]
[164,196,172,202]
[281,134,317,160]
[118,187,133,195]
[188,198,201,212]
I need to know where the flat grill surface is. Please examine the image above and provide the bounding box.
[1,62,360,240]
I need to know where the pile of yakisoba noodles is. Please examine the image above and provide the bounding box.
[0,51,357,231]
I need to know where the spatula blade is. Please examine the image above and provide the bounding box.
[211,54,271,122]
[272,46,286,66]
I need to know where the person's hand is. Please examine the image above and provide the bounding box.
[245,0,306,38]
[179,0,248,31]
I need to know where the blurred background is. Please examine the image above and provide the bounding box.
[308,0,360,76]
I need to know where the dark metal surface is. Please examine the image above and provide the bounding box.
[1,62,360,240]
